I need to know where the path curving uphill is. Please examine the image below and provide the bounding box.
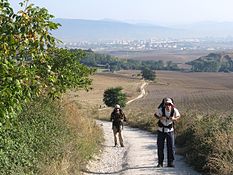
[126,81,148,104]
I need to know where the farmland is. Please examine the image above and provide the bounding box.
[100,49,216,70]
[75,70,233,131]
[75,69,233,174]
[76,70,233,116]
[101,50,211,63]
[73,72,143,108]
[128,70,233,115]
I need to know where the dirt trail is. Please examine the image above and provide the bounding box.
[82,81,201,175]
[83,121,200,175]
[126,81,148,104]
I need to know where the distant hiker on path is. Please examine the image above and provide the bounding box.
[154,98,181,168]
[110,104,126,147]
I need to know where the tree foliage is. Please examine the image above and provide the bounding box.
[0,1,94,173]
[47,48,94,97]
[72,49,180,72]
[141,67,156,81]
[0,0,93,123]
[187,53,233,72]
[103,87,126,108]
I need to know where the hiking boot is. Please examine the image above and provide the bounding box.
[120,144,124,147]
[167,162,175,167]
[114,143,118,147]
[156,164,163,167]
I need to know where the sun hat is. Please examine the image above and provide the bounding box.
[164,98,174,105]
[115,104,121,109]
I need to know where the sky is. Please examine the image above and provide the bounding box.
[8,0,233,26]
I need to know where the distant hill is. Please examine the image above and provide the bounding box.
[52,18,182,42]
[187,52,233,72]
[52,18,233,42]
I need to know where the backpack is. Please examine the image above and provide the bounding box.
[157,98,175,130]
[111,109,125,131]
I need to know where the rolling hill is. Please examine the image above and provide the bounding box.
[52,18,233,42]
[52,18,182,42]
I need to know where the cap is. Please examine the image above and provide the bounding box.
[165,98,174,105]
[115,104,121,109]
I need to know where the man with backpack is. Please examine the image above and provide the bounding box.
[154,98,181,168]
[110,104,127,147]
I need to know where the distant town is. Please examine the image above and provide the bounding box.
[58,37,233,52]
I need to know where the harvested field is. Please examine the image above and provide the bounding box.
[127,71,233,116]
[73,70,233,175]
[69,71,143,108]
[72,70,233,123]
[101,50,211,63]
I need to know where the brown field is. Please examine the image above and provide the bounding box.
[72,70,233,174]
[71,71,143,108]
[74,70,233,124]
[127,71,233,116]
[101,50,211,63]
[101,50,215,70]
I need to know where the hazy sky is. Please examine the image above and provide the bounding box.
[9,0,233,25]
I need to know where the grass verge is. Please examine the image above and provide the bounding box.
[0,97,103,175]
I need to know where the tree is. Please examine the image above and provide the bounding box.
[103,87,126,108]
[0,1,94,173]
[0,0,59,119]
[0,0,93,120]
[141,67,156,81]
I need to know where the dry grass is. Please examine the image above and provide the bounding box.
[127,71,233,115]
[108,50,211,63]
[42,72,142,174]
[63,70,233,175]
[120,71,233,135]
[71,70,233,131]
[66,70,233,125]
[75,71,143,108]
[42,95,104,175]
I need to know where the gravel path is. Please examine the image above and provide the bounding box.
[82,120,201,175]
[82,81,201,175]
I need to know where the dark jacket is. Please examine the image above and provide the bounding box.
[110,108,126,131]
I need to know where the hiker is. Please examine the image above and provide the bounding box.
[154,98,181,168]
[110,104,126,147]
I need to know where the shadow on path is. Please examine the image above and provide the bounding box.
[82,165,180,175]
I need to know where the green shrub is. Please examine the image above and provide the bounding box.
[0,97,103,175]
[0,98,71,174]
[103,87,127,108]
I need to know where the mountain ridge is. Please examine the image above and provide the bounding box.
[52,18,182,42]
[52,18,233,42]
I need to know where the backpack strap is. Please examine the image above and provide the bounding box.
[158,98,165,109]
[159,107,175,132]
[170,108,174,117]
[162,107,174,117]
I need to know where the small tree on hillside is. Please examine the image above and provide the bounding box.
[141,67,156,81]
[103,87,126,107]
